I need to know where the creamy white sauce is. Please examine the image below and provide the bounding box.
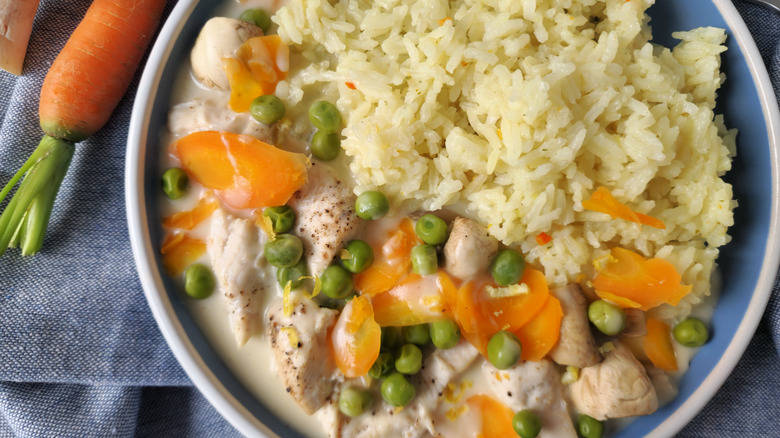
[157,2,723,437]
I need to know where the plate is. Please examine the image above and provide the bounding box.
[125,0,780,437]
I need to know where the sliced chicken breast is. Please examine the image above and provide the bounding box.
[288,163,364,277]
[548,284,602,368]
[207,209,271,347]
[570,341,658,420]
[266,292,340,415]
[442,217,498,281]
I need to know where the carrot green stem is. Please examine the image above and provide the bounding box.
[0,135,75,256]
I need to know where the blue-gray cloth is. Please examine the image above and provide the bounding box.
[0,0,778,437]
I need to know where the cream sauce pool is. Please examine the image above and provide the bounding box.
[158,1,721,436]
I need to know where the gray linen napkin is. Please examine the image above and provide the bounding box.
[0,0,778,436]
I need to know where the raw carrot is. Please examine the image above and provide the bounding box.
[0,0,166,256]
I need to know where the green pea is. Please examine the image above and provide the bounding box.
[161,167,188,200]
[587,300,626,336]
[491,249,526,286]
[430,319,460,349]
[341,240,374,274]
[368,352,395,379]
[250,95,285,125]
[395,343,423,375]
[577,414,604,438]
[338,387,372,417]
[415,214,448,245]
[402,324,430,346]
[310,130,341,161]
[308,100,342,134]
[239,8,271,33]
[277,257,308,289]
[321,265,353,299]
[184,263,215,299]
[263,234,303,268]
[381,372,415,407]
[513,409,542,438]
[263,205,296,233]
[411,244,437,275]
[487,330,522,370]
[381,326,402,351]
[355,191,390,220]
[673,317,709,347]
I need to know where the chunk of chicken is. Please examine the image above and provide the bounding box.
[207,209,270,347]
[317,340,479,437]
[570,341,658,420]
[266,292,340,415]
[190,17,263,89]
[288,163,363,277]
[483,359,577,438]
[168,98,276,142]
[442,217,498,280]
[548,284,601,368]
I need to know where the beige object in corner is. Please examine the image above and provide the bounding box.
[0,0,41,75]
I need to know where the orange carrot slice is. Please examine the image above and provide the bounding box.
[513,295,563,361]
[170,131,309,210]
[354,218,420,296]
[160,233,206,276]
[582,186,665,229]
[330,295,381,378]
[592,247,692,311]
[224,35,289,112]
[643,317,678,371]
[162,196,219,230]
[372,273,451,326]
[466,394,516,438]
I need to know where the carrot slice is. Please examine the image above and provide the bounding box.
[592,247,692,311]
[371,273,451,326]
[330,295,381,378]
[487,267,550,333]
[170,131,309,210]
[160,233,206,276]
[467,394,516,438]
[582,186,665,229]
[162,196,219,230]
[224,35,289,112]
[513,295,563,361]
[643,317,678,371]
[354,218,420,296]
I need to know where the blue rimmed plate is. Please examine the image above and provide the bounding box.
[126,1,780,436]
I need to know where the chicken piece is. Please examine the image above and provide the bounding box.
[190,17,263,89]
[483,359,578,438]
[548,284,601,368]
[442,217,498,280]
[622,308,647,337]
[288,163,363,277]
[207,209,270,347]
[318,340,479,437]
[570,341,658,420]
[266,292,340,415]
[167,98,275,143]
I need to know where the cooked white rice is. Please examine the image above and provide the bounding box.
[273,0,736,318]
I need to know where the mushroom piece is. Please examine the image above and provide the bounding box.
[548,284,602,368]
[570,341,658,420]
[190,17,263,89]
[442,217,498,281]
